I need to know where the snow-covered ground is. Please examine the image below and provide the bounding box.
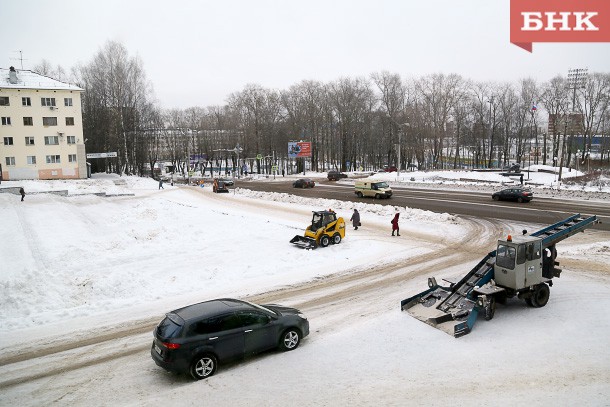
[0,170,609,406]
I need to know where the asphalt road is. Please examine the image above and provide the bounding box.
[233,178,610,231]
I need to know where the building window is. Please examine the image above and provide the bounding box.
[68,154,77,163]
[64,98,73,107]
[22,97,31,106]
[3,136,14,145]
[27,155,37,165]
[44,136,59,145]
[66,117,75,126]
[23,117,33,126]
[41,97,56,107]
[46,155,61,164]
[42,117,58,126]
[0,96,9,106]
[5,157,15,166]
[67,135,76,144]
[1,117,11,125]
[25,136,35,145]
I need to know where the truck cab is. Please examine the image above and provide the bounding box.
[354,180,392,199]
[494,235,545,290]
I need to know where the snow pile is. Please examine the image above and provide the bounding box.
[234,188,459,224]
[1,177,460,332]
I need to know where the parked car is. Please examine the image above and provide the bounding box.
[383,165,398,173]
[218,178,234,186]
[492,187,533,203]
[151,298,309,380]
[293,178,315,188]
[327,170,348,181]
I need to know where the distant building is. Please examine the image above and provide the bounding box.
[0,66,87,180]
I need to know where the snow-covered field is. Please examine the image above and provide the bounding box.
[0,170,609,406]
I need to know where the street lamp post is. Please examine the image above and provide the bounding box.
[397,122,409,180]
[397,131,401,180]
[187,129,192,186]
[233,144,242,182]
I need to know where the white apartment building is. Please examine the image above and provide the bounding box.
[0,66,87,180]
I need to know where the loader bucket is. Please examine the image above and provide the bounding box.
[290,235,318,249]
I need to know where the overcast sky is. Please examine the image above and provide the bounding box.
[2,0,609,109]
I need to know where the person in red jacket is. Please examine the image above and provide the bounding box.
[391,212,400,236]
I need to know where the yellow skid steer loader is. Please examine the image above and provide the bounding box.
[290,210,346,249]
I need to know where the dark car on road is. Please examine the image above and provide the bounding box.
[292,178,315,188]
[151,298,309,380]
[327,170,348,181]
[213,179,229,193]
[492,187,533,203]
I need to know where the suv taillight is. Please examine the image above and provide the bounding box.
[162,342,181,350]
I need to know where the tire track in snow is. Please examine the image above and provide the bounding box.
[12,201,49,273]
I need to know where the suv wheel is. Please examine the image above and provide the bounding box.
[190,354,217,380]
[279,329,301,351]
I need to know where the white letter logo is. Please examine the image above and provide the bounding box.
[573,12,599,31]
[522,12,543,31]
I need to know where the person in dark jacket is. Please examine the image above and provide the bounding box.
[19,187,25,202]
[391,212,400,236]
[350,209,360,230]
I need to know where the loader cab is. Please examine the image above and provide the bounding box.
[311,211,336,232]
[494,235,544,290]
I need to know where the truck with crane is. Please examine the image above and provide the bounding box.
[401,213,599,337]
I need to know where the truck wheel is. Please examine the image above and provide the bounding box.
[375,193,380,199]
[320,235,330,247]
[356,192,363,198]
[484,297,496,320]
[532,283,550,307]
[332,233,341,244]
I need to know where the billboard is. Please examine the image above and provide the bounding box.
[86,152,117,158]
[288,142,311,158]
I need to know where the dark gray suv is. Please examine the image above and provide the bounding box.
[151,298,309,379]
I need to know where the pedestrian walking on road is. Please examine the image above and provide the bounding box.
[19,187,25,202]
[391,212,400,236]
[350,209,361,230]
[158,179,164,190]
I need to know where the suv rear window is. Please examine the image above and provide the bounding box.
[157,314,183,338]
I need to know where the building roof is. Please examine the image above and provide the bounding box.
[0,67,83,91]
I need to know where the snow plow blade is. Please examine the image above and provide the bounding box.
[400,252,496,338]
[290,235,318,249]
[401,285,478,338]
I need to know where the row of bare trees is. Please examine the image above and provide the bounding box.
[39,41,610,176]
